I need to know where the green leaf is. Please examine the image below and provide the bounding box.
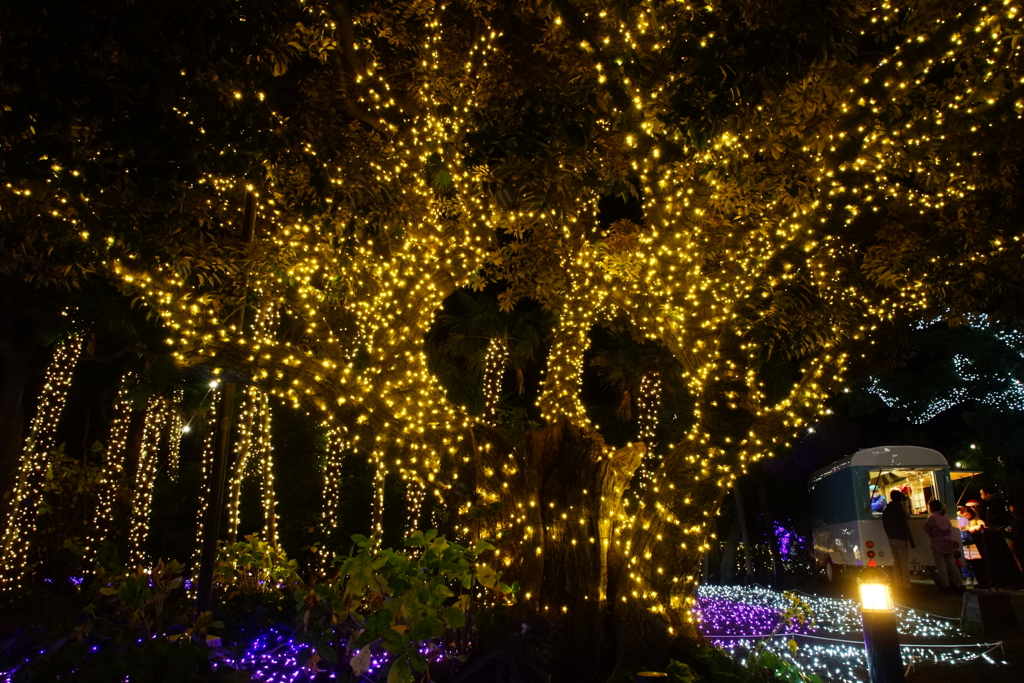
[409,614,445,640]
[387,656,412,683]
[350,647,371,675]
[476,564,498,589]
[441,605,466,629]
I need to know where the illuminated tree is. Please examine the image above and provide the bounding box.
[865,315,1024,424]
[5,0,1024,676]
[851,315,1024,497]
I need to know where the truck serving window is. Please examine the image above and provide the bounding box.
[867,468,941,516]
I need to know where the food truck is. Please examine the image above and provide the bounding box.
[809,445,963,581]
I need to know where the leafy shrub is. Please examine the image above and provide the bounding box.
[294,530,512,683]
[6,530,509,682]
[32,443,105,587]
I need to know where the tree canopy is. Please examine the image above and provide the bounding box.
[4,0,1024,674]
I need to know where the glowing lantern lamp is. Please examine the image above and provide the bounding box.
[858,570,904,682]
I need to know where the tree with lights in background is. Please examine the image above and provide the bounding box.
[4,0,1024,677]
[853,314,1024,496]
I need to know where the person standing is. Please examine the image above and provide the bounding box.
[883,490,916,589]
[957,506,976,585]
[923,499,964,591]
[980,486,1012,530]
[1009,500,1024,573]
[962,506,989,589]
[978,486,1023,587]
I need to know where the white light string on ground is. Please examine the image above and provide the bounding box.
[789,585,969,624]
[695,585,1010,681]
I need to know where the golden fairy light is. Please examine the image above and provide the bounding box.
[193,385,222,568]
[323,426,348,530]
[128,395,178,566]
[95,0,1023,624]
[87,373,136,566]
[0,334,84,590]
[226,386,277,544]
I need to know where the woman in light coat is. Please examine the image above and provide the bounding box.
[923,500,963,590]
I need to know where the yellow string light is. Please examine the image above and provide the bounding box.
[128,395,177,566]
[87,373,135,566]
[0,334,84,590]
[226,386,277,544]
[193,385,222,569]
[96,0,1023,621]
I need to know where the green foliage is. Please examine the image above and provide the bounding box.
[745,650,822,683]
[10,531,506,683]
[93,559,190,639]
[620,644,753,683]
[862,318,1024,424]
[666,659,700,683]
[32,443,104,585]
[296,531,512,683]
[16,631,213,683]
[214,534,301,599]
[12,557,218,682]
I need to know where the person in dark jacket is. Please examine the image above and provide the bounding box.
[979,486,1024,586]
[980,486,1012,531]
[1010,500,1024,573]
[883,490,916,589]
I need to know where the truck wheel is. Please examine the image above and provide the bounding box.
[825,559,841,582]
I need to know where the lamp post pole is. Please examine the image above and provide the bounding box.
[859,570,905,682]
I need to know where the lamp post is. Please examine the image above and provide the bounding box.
[858,569,904,682]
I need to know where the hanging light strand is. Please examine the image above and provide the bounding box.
[322,426,348,529]
[226,387,257,540]
[128,396,175,566]
[257,390,277,545]
[482,338,508,420]
[87,372,136,566]
[404,476,426,535]
[636,371,662,488]
[0,333,84,590]
[168,388,185,480]
[371,450,386,548]
[193,386,222,569]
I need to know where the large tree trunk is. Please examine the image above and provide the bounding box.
[463,333,850,681]
[473,421,643,681]
[477,421,713,682]
[509,421,643,682]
